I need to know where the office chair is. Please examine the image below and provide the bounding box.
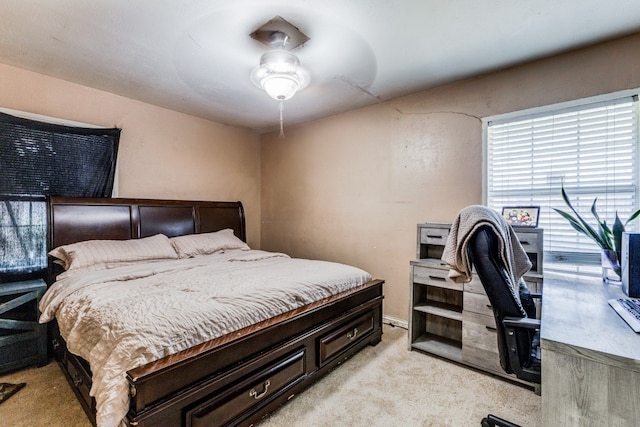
[467,225,541,427]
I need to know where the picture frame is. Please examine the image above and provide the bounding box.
[501,206,540,227]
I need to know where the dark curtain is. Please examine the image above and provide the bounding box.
[0,112,121,282]
[0,112,120,197]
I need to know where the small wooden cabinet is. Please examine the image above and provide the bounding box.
[409,223,543,384]
[0,279,48,373]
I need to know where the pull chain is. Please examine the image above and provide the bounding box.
[278,99,285,138]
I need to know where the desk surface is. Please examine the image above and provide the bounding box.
[541,275,640,371]
[541,274,640,426]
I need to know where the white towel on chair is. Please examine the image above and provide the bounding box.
[441,205,532,301]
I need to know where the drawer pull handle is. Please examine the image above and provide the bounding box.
[347,328,358,340]
[428,275,446,282]
[73,375,83,388]
[426,234,443,239]
[486,326,497,331]
[249,380,271,400]
[520,240,530,245]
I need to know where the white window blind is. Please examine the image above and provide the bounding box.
[486,94,639,269]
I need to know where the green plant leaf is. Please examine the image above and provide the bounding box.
[590,198,601,222]
[592,199,616,248]
[559,186,609,249]
[557,185,640,253]
[613,213,625,254]
[625,208,640,226]
[553,207,607,249]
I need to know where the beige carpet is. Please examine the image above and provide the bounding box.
[0,324,541,426]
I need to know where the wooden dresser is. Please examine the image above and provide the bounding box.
[408,222,543,385]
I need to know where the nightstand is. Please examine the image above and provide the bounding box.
[0,279,47,373]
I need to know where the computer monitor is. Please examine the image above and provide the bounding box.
[622,232,640,297]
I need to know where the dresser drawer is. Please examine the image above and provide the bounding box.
[187,350,306,427]
[462,312,502,373]
[319,311,374,365]
[420,227,449,245]
[463,310,497,341]
[514,231,539,253]
[463,291,494,317]
[413,265,463,291]
[462,340,503,374]
[465,273,541,295]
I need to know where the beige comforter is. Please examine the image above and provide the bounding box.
[39,250,373,427]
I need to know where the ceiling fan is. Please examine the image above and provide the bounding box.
[249,16,311,136]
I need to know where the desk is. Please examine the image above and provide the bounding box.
[541,276,640,426]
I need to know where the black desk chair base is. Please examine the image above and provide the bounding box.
[481,414,521,427]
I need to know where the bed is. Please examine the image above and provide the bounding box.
[43,196,384,427]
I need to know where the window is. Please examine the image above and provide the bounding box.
[484,91,639,274]
[0,197,47,281]
[0,111,120,282]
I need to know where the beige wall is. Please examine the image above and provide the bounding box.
[260,33,640,321]
[0,63,262,247]
[3,32,640,322]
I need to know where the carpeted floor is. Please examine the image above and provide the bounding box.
[0,358,89,427]
[0,324,541,426]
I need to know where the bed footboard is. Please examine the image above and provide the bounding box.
[52,280,384,427]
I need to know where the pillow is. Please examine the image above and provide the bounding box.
[49,233,179,272]
[170,229,249,258]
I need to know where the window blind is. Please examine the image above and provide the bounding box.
[486,94,639,268]
[0,112,120,282]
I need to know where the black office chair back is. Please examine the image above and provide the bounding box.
[467,225,537,375]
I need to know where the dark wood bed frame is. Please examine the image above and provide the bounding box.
[46,196,384,427]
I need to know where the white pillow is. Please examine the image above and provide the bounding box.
[49,234,178,272]
[170,229,249,258]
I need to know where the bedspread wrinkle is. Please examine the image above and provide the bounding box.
[39,249,372,427]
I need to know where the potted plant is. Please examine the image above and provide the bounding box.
[553,186,640,282]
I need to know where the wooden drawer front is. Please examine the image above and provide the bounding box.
[188,350,306,427]
[514,231,538,253]
[463,292,494,317]
[462,313,502,373]
[462,341,503,374]
[466,273,541,298]
[413,266,462,291]
[66,355,93,410]
[463,311,497,348]
[51,336,66,362]
[463,276,487,295]
[319,311,374,365]
[420,227,449,245]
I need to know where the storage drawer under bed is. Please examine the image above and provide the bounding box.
[186,349,306,427]
[318,310,374,366]
[65,351,94,413]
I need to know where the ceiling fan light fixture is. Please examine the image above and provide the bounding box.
[261,75,300,101]
[250,49,310,100]
[249,20,311,136]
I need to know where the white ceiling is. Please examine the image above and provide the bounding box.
[2,1,640,133]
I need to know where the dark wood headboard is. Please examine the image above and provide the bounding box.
[46,196,245,282]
